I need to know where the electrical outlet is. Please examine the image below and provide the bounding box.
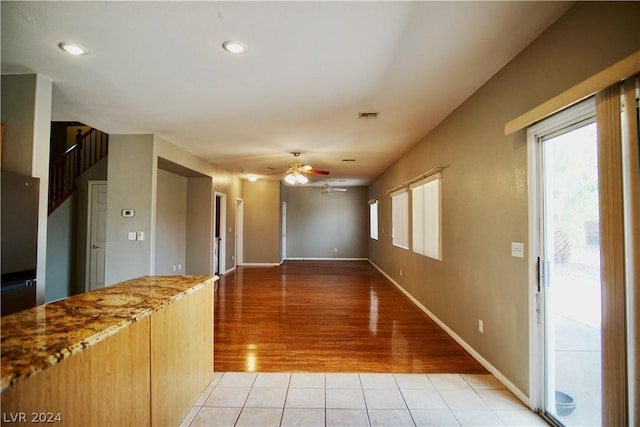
[136,231,145,241]
[334,248,338,253]
[479,320,484,333]
[173,265,177,272]
[400,269,403,277]
[178,264,182,271]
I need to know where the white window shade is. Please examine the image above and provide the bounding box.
[369,200,379,240]
[411,173,441,260]
[391,190,409,249]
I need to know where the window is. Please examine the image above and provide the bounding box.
[391,190,409,249]
[411,173,441,260]
[369,200,379,240]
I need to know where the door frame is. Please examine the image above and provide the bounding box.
[236,198,244,266]
[85,180,108,292]
[281,201,287,263]
[214,191,227,275]
[526,99,596,413]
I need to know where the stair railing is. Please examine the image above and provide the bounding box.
[48,127,109,214]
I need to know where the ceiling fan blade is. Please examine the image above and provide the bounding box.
[305,169,330,175]
[333,188,348,192]
[266,169,287,176]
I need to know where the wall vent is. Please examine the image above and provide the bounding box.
[357,112,379,119]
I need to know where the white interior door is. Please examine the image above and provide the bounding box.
[236,198,244,266]
[281,201,287,262]
[88,181,107,291]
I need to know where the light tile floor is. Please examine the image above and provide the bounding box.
[180,373,549,427]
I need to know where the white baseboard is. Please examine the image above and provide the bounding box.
[285,257,368,261]
[223,265,236,275]
[238,263,281,267]
[368,259,531,408]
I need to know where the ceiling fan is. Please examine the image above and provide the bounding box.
[319,181,347,195]
[277,152,330,184]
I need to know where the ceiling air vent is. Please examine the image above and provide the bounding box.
[358,112,379,119]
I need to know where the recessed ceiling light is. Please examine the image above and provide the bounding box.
[58,42,88,56]
[222,40,248,54]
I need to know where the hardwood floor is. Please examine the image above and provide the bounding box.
[214,260,486,374]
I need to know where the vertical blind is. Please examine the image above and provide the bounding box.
[411,173,442,260]
[391,190,409,249]
[621,75,639,426]
[596,73,639,426]
[369,200,379,240]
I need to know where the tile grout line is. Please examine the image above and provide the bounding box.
[185,372,545,427]
[394,374,418,427]
[358,374,372,427]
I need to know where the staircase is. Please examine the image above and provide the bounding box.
[48,126,109,214]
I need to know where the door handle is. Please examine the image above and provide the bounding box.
[92,244,100,249]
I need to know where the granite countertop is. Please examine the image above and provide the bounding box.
[0,275,216,391]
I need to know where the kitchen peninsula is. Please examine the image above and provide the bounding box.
[1,275,216,426]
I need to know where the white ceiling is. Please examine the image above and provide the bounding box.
[1,1,572,186]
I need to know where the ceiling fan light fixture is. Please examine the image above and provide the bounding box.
[247,175,258,182]
[284,172,309,185]
[222,40,248,54]
[58,41,88,56]
[284,173,297,185]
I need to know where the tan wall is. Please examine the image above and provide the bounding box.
[285,186,369,259]
[154,136,242,272]
[105,135,243,284]
[242,179,281,264]
[105,134,155,285]
[368,1,640,396]
[155,169,187,275]
[186,177,214,275]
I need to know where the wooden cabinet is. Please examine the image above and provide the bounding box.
[2,318,151,426]
[151,282,213,426]
[1,279,214,426]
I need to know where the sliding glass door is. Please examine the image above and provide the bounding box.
[534,101,602,426]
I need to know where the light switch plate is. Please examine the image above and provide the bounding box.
[511,242,524,258]
[136,231,145,241]
[128,232,136,241]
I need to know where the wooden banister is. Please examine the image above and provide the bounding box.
[48,126,109,214]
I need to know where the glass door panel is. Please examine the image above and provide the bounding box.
[541,121,601,426]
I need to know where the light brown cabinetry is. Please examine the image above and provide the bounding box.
[1,279,214,426]
[151,283,214,426]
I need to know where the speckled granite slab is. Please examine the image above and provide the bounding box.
[1,275,216,391]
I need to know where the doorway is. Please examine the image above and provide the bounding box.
[281,201,287,262]
[236,198,244,266]
[214,192,227,275]
[529,100,602,426]
[87,181,107,291]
